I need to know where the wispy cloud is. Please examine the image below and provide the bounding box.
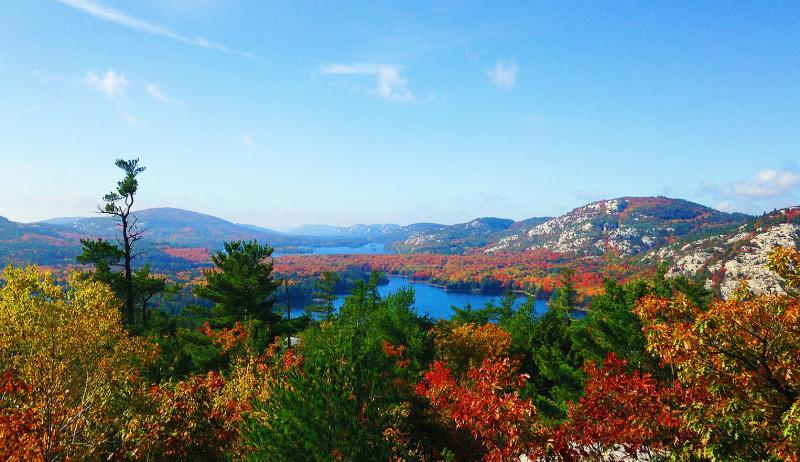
[320,63,414,103]
[85,69,128,98]
[31,70,55,83]
[146,84,181,105]
[487,60,517,90]
[56,0,256,59]
[242,136,254,150]
[699,167,800,213]
[120,110,138,125]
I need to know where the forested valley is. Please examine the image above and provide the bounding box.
[2,161,799,462]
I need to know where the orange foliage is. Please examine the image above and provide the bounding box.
[433,323,512,378]
[274,250,637,296]
[162,246,211,263]
[634,285,800,459]
[127,372,245,461]
[416,358,542,462]
[199,321,249,353]
[0,372,43,462]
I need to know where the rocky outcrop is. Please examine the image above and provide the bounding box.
[650,207,800,299]
[485,197,748,257]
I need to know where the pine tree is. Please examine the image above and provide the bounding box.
[195,240,279,327]
[305,271,340,320]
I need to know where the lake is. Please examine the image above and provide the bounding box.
[307,243,391,254]
[331,275,549,319]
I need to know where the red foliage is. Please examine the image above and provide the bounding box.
[416,358,543,462]
[129,372,243,461]
[162,246,211,263]
[382,340,410,368]
[0,372,44,462]
[551,353,697,461]
[198,322,248,353]
[274,250,638,297]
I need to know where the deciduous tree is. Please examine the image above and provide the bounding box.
[633,246,800,460]
[0,265,157,461]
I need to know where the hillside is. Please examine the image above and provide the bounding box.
[0,216,82,267]
[40,208,357,249]
[484,197,750,257]
[2,208,361,268]
[394,217,529,254]
[649,206,800,299]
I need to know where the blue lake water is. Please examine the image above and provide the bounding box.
[308,243,391,254]
[331,276,549,319]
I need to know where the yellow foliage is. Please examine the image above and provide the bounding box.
[433,322,512,378]
[634,251,800,460]
[0,265,157,461]
[769,246,800,291]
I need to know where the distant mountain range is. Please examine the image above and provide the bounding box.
[0,208,363,268]
[3,198,798,299]
[40,208,289,248]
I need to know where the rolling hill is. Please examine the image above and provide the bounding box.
[393,217,537,254]
[483,197,751,257]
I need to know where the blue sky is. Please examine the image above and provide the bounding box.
[1,1,798,228]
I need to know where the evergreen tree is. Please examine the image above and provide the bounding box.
[305,271,340,320]
[195,240,279,327]
[132,265,168,323]
[77,239,167,324]
[76,237,125,294]
[77,158,146,325]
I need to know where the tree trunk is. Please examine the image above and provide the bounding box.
[121,214,134,325]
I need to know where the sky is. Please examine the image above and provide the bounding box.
[0,1,798,229]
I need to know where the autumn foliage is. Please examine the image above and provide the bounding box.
[433,322,513,378]
[125,371,244,461]
[274,250,626,296]
[0,265,157,461]
[633,248,800,460]
[551,353,697,461]
[416,357,542,462]
[0,371,43,462]
[3,245,800,460]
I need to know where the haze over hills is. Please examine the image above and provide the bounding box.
[40,208,284,247]
[287,223,442,241]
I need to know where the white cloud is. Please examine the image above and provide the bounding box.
[85,69,129,98]
[730,169,800,198]
[56,0,256,59]
[320,63,414,103]
[699,167,800,213]
[146,84,181,104]
[487,60,517,90]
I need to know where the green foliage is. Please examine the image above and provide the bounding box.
[77,239,170,324]
[305,271,340,320]
[243,274,440,461]
[77,237,125,291]
[102,158,146,211]
[196,240,279,327]
[568,277,662,374]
